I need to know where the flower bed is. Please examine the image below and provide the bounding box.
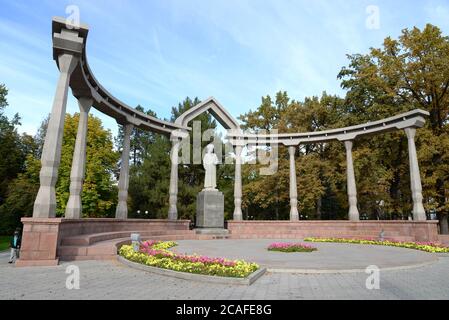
[267,242,317,253]
[119,240,259,278]
[304,237,449,253]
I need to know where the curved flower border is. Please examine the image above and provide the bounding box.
[267,242,317,253]
[119,240,259,278]
[304,237,449,253]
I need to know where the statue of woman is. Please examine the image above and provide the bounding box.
[203,143,219,190]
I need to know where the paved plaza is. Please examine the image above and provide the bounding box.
[1,240,449,300]
[174,239,437,272]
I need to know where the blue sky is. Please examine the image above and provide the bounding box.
[1,0,449,137]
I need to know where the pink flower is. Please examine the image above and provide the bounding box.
[139,240,238,267]
[267,242,316,250]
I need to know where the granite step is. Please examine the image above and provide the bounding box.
[61,229,195,246]
[58,233,204,261]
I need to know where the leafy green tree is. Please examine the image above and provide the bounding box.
[116,105,157,166]
[56,113,119,217]
[0,84,30,205]
[0,84,7,108]
[128,134,171,218]
[0,84,40,233]
[0,154,40,233]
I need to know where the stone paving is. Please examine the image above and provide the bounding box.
[0,248,448,300]
[173,239,437,271]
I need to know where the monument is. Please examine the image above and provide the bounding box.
[195,144,226,234]
[16,17,439,267]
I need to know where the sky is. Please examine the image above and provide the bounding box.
[1,0,449,137]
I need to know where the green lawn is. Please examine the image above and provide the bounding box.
[0,236,10,251]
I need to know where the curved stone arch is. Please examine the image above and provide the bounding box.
[174,97,241,130]
[52,17,189,135]
[169,97,244,221]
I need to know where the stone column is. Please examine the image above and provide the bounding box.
[288,146,299,221]
[344,140,360,221]
[33,53,79,218]
[233,145,243,220]
[65,97,92,219]
[404,128,426,221]
[115,123,133,219]
[168,138,180,220]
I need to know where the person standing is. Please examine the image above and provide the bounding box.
[8,229,21,264]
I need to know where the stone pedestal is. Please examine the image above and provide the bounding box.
[196,189,224,229]
[16,218,62,267]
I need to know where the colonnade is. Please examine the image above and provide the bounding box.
[31,50,135,220]
[264,135,425,221]
[32,19,428,222]
[165,129,426,222]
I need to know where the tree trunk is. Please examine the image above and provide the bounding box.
[389,136,405,218]
[436,178,447,234]
[439,214,449,234]
[316,197,322,220]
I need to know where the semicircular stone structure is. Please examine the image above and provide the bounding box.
[16,16,440,267]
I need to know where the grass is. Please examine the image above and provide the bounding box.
[0,236,10,251]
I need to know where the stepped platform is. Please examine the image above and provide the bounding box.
[16,218,442,266]
[58,229,197,261]
[17,218,195,266]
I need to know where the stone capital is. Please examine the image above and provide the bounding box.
[56,53,79,75]
[288,145,296,156]
[77,97,93,113]
[404,127,416,140]
[344,140,354,151]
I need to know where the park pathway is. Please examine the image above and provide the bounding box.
[0,250,448,300]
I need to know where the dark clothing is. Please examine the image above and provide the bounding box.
[10,235,21,249]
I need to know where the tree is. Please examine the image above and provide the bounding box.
[0,84,30,205]
[0,154,40,234]
[56,113,119,217]
[115,105,157,167]
[128,134,171,218]
[0,101,41,234]
[0,112,118,232]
